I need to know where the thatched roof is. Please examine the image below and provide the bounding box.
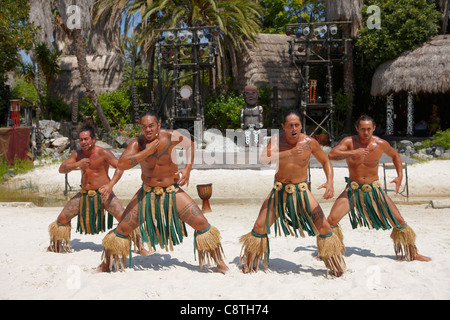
[235,33,299,107]
[371,35,450,96]
[324,0,363,38]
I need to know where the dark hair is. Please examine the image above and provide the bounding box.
[355,114,376,127]
[78,123,96,139]
[283,109,302,123]
[140,111,160,122]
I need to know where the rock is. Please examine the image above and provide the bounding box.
[52,137,70,153]
[435,147,445,157]
[431,200,450,209]
[398,140,413,152]
[114,135,128,148]
[95,140,113,149]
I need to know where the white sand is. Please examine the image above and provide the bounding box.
[1,160,449,300]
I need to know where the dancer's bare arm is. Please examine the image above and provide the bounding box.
[118,138,159,170]
[59,151,88,173]
[381,139,403,193]
[311,139,334,199]
[328,137,368,160]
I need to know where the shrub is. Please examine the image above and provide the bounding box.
[79,88,132,128]
[204,91,244,129]
[431,129,450,150]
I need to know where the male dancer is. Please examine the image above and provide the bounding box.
[239,110,346,276]
[47,124,127,252]
[327,115,431,262]
[97,111,229,273]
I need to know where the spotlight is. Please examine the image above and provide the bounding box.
[319,25,327,36]
[330,25,338,35]
[286,28,292,36]
[186,31,193,41]
[178,32,186,41]
[166,31,176,41]
[199,49,205,56]
[197,31,204,40]
[296,29,302,38]
[313,27,320,36]
[303,26,310,36]
[298,46,304,53]
[183,49,191,56]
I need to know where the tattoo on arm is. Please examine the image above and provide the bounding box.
[128,155,139,167]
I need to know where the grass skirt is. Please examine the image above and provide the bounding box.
[346,178,400,230]
[77,189,113,235]
[266,181,318,238]
[137,184,187,252]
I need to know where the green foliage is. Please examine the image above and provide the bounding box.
[356,0,440,71]
[33,42,61,87]
[0,0,37,75]
[42,95,72,121]
[431,130,450,150]
[0,157,8,181]
[11,77,39,103]
[259,0,325,33]
[79,88,132,128]
[333,89,354,135]
[414,130,450,150]
[0,156,34,181]
[11,156,34,175]
[204,91,244,129]
[255,82,275,127]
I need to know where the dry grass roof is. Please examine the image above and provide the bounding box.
[371,35,450,96]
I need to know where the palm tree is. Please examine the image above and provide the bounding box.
[324,0,364,132]
[95,0,263,93]
[53,0,111,132]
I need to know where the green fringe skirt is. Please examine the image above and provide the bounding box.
[266,181,318,238]
[77,189,113,234]
[346,177,400,230]
[137,184,188,252]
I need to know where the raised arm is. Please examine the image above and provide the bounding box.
[99,149,124,199]
[171,130,195,187]
[311,138,334,199]
[58,151,88,173]
[260,134,294,165]
[117,137,159,170]
[381,139,403,193]
[327,137,354,161]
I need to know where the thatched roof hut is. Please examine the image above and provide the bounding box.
[371,35,450,96]
[235,33,299,107]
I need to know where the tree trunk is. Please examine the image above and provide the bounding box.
[70,92,78,151]
[343,26,355,133]
[146,46,156,108]
[72,28,111,132]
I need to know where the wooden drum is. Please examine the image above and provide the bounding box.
[196,183,212,213]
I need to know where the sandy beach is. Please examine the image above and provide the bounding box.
[1,160,449,300]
